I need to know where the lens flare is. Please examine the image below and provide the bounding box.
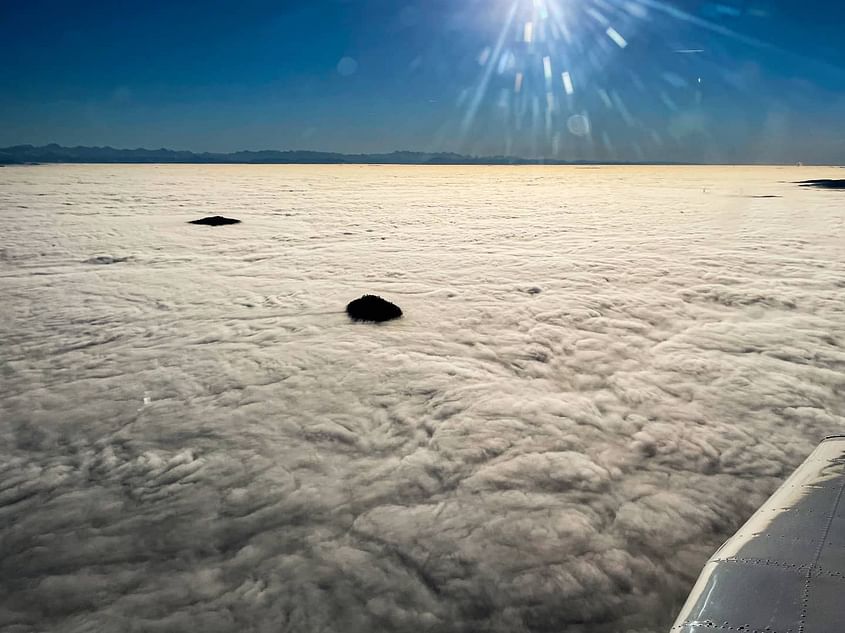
[453,0,778,161]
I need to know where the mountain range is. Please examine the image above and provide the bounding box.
[0,144,682,166]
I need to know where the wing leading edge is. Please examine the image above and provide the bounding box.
[670,435,845,633]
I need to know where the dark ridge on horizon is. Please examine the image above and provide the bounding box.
[0,143,703,166]
[797,178,845,189]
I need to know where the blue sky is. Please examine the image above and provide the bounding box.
[1,0,843,163]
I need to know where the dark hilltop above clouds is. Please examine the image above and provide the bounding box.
[0,144,693,166]
[797,178,845,189]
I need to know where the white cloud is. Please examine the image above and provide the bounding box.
[0,164,843,632]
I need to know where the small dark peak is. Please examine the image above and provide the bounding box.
[797,179,845,190]
[525,286,542,295]
[346,295,403,322]
[188,216,242,226]
[84,255,130,265]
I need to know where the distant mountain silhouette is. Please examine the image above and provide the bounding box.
[0,144,686,166]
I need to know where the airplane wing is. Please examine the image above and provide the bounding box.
[671,435,845,633]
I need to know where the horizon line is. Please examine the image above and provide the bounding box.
[0,143,839,167]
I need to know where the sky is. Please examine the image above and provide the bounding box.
[1,0,843,163]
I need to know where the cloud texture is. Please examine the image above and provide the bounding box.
[1,164,844,632]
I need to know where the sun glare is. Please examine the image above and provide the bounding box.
[456,0,772,160]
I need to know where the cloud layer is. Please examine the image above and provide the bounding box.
[1,164,844,632]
